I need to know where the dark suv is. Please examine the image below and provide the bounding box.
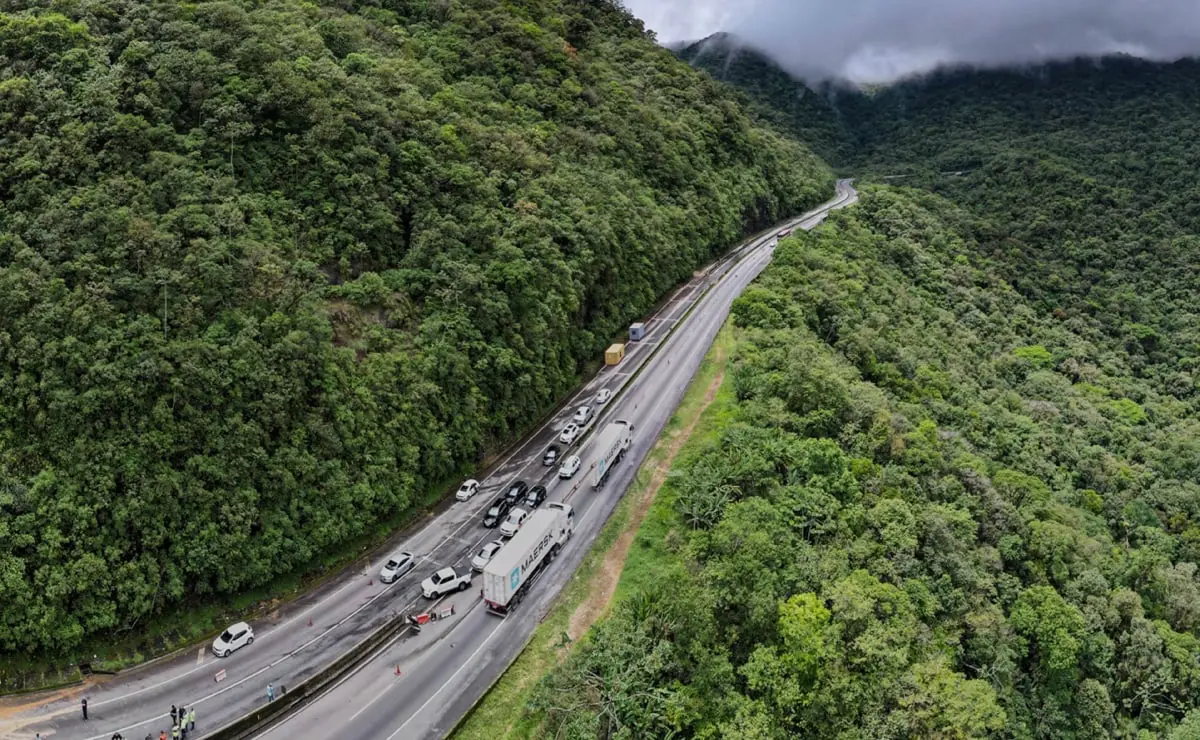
[482,497,513,528]
[523,485,547,509]
[503,480,529,505]
[542,446,560,466]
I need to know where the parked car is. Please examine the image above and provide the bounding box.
[559,423,580,445]
[482,497,513,528]
[421,567,472,599]
[503,480,529,505]
[212,622,254,658]
[572,405,593,425]
[523,485,547,509]
[542,446,560,466]
[594,388,613,405]
[558,454,581,479]
[455,479,479,501]
[471,540,504,571]
[379,551,415,583]
[499,507,529,538]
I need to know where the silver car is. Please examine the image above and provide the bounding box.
[379,551,415,583]
[472,541,504,571]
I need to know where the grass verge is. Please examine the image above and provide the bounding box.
[452,323,739,740]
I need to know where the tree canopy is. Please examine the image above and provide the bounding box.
[534,182,1200,738]
[0,0,831,656]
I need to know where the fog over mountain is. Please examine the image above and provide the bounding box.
[623,0,1200,82]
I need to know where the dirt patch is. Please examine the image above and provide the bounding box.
[565,352,728,642]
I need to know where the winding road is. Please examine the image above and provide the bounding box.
[1,179,856,740]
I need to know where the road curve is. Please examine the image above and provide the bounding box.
[0,179,856,740]
[254,179,858,740]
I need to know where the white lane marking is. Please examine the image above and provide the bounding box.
[384,623,506,740]
[90,574,367,709]
[196,648,205,666]
[346,676,397,724]
[80,579,409,740]
[255,624,415,739]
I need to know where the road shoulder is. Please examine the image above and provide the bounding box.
[451,324,737,740]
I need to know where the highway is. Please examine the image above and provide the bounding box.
[0,179,855,740]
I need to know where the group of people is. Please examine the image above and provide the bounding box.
[164,704,196,738]
[71,698,195,740]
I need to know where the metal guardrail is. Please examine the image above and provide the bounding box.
[205,613,409,740]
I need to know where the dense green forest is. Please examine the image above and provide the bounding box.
[684,49,1200,391]
[533,185,1200,739]
[0,0,832,656]
[524,51,1200,739]
[678,33,858,164]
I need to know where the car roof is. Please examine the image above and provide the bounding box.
[459,479,477,487]
[435,567,455,579]
[227,621,250,632]
[387,551,412,563]
[482,541,502,553]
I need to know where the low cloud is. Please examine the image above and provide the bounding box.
[622,0,1200,82]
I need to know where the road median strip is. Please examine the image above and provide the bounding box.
[205,613,409,740]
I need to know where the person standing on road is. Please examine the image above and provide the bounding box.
[159,730,167,740]
[187,707,196,731]
[81,696,88,720]
[171,723,180,740]
[169,705,177,726]
[267,683,274,702]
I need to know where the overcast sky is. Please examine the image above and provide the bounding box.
[623,0,1200,83]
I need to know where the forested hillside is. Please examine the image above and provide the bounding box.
[0,0,831,656]
[532,186,1200,738]
[683,50,1200,402]
[678,33,857,164]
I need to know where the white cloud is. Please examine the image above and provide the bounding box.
[621,0,1200,82]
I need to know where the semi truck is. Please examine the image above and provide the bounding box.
[482,502,574,617]
[592,420,633,488]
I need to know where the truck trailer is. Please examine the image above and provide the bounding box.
[591,420,633,488]
[482,503,574,616]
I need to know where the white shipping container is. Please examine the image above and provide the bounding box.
[482,503,573,615]
[591,420,632,488]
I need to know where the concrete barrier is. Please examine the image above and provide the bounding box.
[204,613,409,740]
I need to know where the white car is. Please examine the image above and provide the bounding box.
[499,507,529,537]
[572,405,593,425]
[455,479,479,501]
[558,455,581,479]
[212,622,254,658]
[594,388,612,405]
[559,423,579,444]
[472,540,504,571]
[421,567,472,599]
[379,551,415,583]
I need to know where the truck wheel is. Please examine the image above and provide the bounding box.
[459,581,470,592]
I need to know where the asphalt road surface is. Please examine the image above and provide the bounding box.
[2,180,855,740]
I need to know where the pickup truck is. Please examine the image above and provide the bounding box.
[422,567,472,599]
